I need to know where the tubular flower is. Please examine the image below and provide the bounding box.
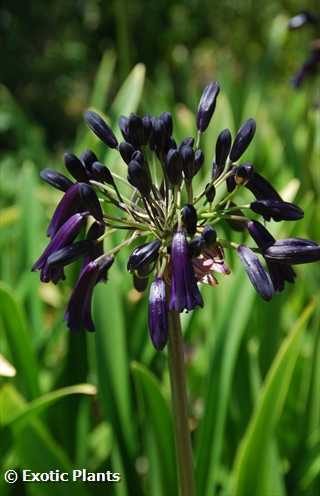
[32,80,320,349]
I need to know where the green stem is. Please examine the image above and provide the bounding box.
[167,310,195,496]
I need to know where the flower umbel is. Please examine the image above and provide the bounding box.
[33,80,320,349]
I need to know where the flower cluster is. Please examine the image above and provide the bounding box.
[33,81,320,350]
[288,11,320,88]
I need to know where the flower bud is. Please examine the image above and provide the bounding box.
[180,137,194,149]
[204,183,216,202]
[229,118,256,162]
[160,112,173,137]
[127,113,144,147]
[196,81,220,132]
[234,163,254,184]
[64,152,88,182]
[148,277,168,350]
[134,273,149,292]
[91,161,114,185]
[40,169,73,192]
[181,145,195,181]
[80,149,98,172]
[193,149,204,176]
[119,141,135,164]
[182,204,198,236]
[250,199,304,222]
[202,225,217,247]
[245,172,282,201]
[127,240,161,272]
[237,245,274,301]
[47,240,94,269]
[188,236,205,257]
[142,115,152,144]
[264,238,320,264]
[127,159,151,196]
[166,149,183,185]
[119,116,129,141]
[213,128,232,179]
[84,110,118,149]
[247,220,275,251]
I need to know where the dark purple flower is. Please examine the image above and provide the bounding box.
[212,128,232,179]
[264,238,320,264]
[188,236,205,258]
[91,161,114,185]
[229,118,256,162]
[133,273,149,292]
[64,152,89,183]
[127,160,151,196]
[237,245,274,301]
[169,230,203,312]
[40,169,73,192]
[181,204,198,236]
[46,240,94,270]
[202,225,217,247]
[47,183,103,238]
[65,255,114,332]
[127,240,161,272]
[181,145,195,181]
[247,220,296,292]
[84,111,118,149]
[196,81,220,132]
[148,277,168,350]
[32,213,87,283]
[193,149,204,176]
[250,199,304,222]
[245,172,282,201]
[205,183,216,202]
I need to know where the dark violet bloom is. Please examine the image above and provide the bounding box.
[229,118,256,162]
[46,240,94,270]
[265,238,320,264]
[47,183,103,238]
[212,128,232,179]
[148,277,168,350]
[170,230,203,312]
[205,183,216,202]
[142,115,152,144]
[80,149,99,172]
[182,204,198,236]
[181,145,195,181]
[247,220,296,292]
[84,111,118,149]
[245,172,282,201]
[40,169,73,192]
[189,236,205,258]
[194,149,204,176]
[196,81,220,132]
[65,255,114,332]
[133,273,149,293]
[234,163,254,184]
[127,240,161,272]
[127,113,144,147]
[250,199,304,222]
[64,152,88,183]
[237,245,274,301]
[32,213,87,283]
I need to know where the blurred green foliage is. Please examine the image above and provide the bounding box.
[1,1,320,495]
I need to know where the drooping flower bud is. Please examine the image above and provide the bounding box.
[47,240,94,269]
[127,240,161,272]
[133,273,149,292]
[202,225,217,247]
[245,172,282,201]
[169,230,203,312]
[247,220,275,251]
[237,245,274,301]
[250,199,304,222]
[264,238,320,264]
[180,145,195,181]
[229,118,256,162]
[193,149,204,176]
[40,169,73,192]
[196,81,220,132]
[64,152,88,183]
[148,277,168,350]
[65,255,114,332]
[181,204,198,236]
[84,111,118,149]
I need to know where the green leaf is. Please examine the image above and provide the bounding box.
[89,50,116,110]
[232,302,315,496]
[0,283,39,399]
[131,361,178,495]
[195,269,255,496]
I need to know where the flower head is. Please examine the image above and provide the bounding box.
[33,79,320,350]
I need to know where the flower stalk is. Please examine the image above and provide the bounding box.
[167,308,195,496]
